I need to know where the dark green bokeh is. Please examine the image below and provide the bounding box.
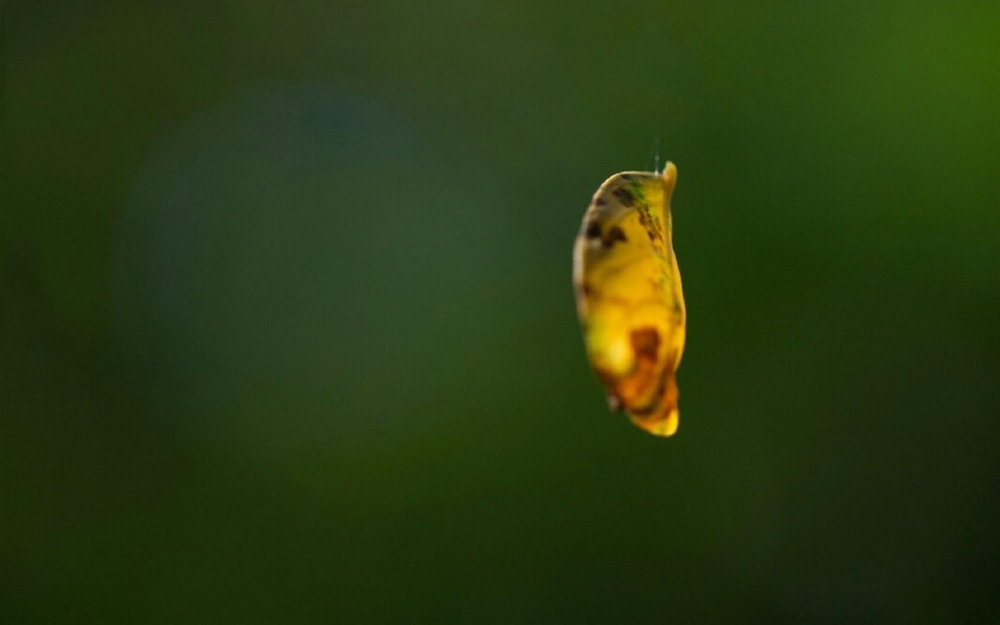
[2,1,998,622]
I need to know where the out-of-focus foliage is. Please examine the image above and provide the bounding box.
[2,1,997,622]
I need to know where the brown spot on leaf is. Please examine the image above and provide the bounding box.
[636,205,664,245]
[608,328,663,415]
[602,225,627,249]
[630,327,661,359]
[612,186,635,207]
[608,226,627,243]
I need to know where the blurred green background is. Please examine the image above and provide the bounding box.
[2,1,998,622]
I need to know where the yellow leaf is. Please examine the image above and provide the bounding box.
[573,162,686,437]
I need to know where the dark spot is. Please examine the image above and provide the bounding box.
[620,174,635,181]
[631,353,673,417]
[601,225,627,249]
[593,197,607,206]
[612,186,635,207]
[585,221,602,239]
[630,398,659,416]
[636,205,663,244]
[630,327,661,359]
[632,349,679,418]
[582,283,594,296]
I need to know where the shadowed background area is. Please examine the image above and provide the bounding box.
[2,1,998,622]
